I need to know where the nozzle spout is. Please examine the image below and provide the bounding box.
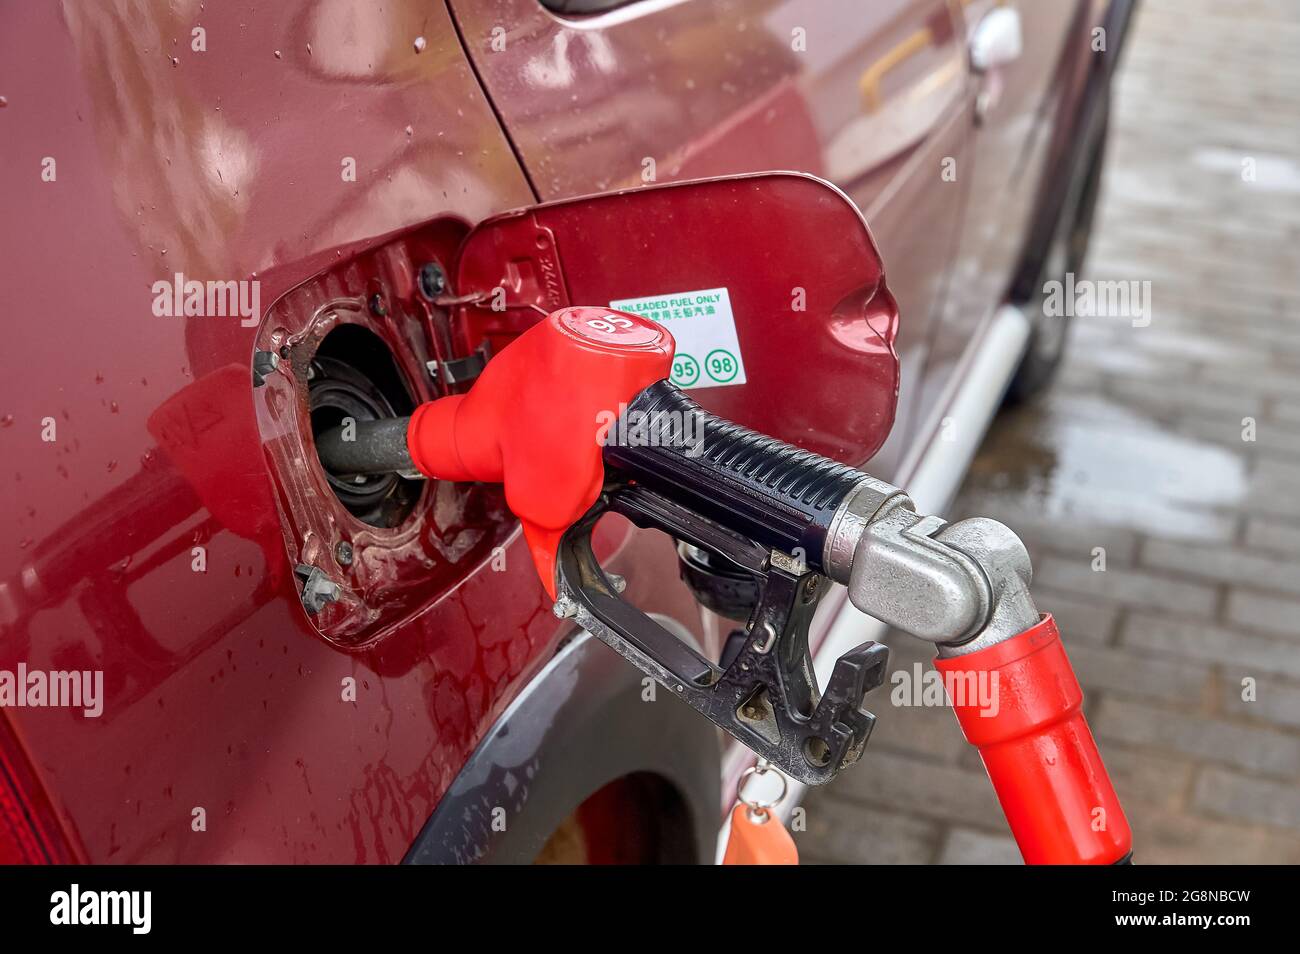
[315,416,414,476]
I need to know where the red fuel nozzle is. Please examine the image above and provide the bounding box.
[402,306,1133,860]
[406,306,673,596]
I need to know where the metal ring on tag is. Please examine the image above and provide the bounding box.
[738,762,788,823]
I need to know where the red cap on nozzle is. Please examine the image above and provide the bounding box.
[407,307,674,596]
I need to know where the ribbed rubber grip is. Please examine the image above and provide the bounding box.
[601,381,865,570]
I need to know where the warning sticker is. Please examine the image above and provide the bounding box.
[609,286,747,389]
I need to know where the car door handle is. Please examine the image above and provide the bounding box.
[969,6,1022,72]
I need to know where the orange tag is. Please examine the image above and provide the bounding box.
[722,804,799,865]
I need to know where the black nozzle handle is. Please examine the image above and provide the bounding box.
[601,381,867,572]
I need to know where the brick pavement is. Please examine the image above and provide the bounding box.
[798,0,1300,864]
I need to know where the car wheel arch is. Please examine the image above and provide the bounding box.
[404,622,722,865]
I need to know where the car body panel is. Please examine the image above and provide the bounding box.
[0,0,559,864]
[913,0,1096,442]
[446,0,972,478]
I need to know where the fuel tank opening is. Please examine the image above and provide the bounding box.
[308,325,420,528]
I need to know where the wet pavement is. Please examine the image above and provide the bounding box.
[799,0,1300,864]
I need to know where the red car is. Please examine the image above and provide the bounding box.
[0,0,1131,864]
